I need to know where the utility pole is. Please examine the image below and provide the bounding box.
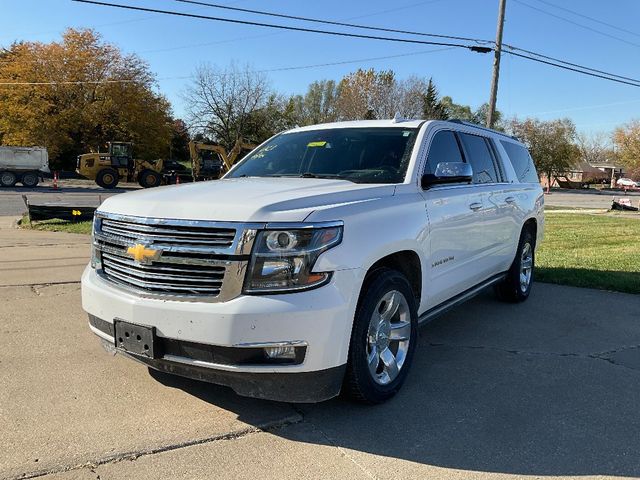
[487,0,507,129]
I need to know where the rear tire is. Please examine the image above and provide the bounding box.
[21,172,39,188]
[343,268,418,404]
[0,171,17,187]
[495,227,535,303]
[96,168,119,189]
[138,169,162,188]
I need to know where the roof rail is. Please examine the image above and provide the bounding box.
[446,119,519,140]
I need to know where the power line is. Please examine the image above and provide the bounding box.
[138,0,453,56]
[504,50,640,87]
[171,0,491,45]
[71,0,640,89]
[513,0,640,49]
[71,0,486,52]
[530,0,640,39]
[503,44,640,83]
[0,47,457,85]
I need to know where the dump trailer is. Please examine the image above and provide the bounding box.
[189,139,257,181]
[76,141,164,189]
[0,146,50,187]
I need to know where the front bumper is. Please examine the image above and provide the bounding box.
[82,266,361,402]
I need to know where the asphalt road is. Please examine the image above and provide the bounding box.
[544,188,640,209]
[2,180,640,217]
[1,218,639,479]
[0,179,138,217]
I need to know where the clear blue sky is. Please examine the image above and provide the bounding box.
[2,0,640,136]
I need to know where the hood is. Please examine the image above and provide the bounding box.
[98,177,396,222]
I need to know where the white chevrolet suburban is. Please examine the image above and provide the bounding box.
[82,119,544,404]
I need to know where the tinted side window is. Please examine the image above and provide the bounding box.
[425,130,464,174]
[459,133,498,184]
[500,141,539,183]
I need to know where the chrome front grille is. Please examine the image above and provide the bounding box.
[101,253,226,296]
[100,217,236,248]
[93,213,258,302]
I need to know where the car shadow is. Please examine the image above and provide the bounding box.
[148,285,640,477]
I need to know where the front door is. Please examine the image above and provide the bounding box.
[420,129,488,310]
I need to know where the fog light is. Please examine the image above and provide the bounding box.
[264,346,296,360]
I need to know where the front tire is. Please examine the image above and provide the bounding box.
[138,169,162,188]
[343,268,418,404]
[495,227,535,302]
[96,168,119,189]
[0,171,17,187]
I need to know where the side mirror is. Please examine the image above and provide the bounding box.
[422,162,473,188]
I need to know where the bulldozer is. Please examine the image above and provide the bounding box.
[76,141,164,189]
[189,139,257,181]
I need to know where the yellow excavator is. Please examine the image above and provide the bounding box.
[76,142,164,189]
[189,139,256,181]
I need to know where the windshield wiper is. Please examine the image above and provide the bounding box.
[298,172,355,182]
[261,173,355,182]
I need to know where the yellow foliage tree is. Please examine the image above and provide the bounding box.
[613,120,640,178]
[0,28,172,169]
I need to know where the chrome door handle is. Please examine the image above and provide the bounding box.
[505,196,516,204]
[469,202,483,211]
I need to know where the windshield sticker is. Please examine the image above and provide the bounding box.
[307,141,328,147]
[403,131,412,136]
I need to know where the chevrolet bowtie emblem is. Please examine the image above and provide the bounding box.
[126,244,161,264]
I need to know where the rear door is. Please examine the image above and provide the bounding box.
[420,130,488,309]
[458,132,517,277]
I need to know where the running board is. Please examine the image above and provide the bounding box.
[418,273,507,326]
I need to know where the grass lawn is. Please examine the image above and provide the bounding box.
[536,212,640,294]
[20,215,92,235]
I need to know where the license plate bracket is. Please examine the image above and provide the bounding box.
[114,319,158,358]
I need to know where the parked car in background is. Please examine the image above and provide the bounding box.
[0,146,50,187]
[616,178,639,188]
[82,118,544,404]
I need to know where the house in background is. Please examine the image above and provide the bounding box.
[539,160,625,189]
[590,162,627,187]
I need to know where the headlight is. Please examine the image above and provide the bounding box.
[90,216,102,269]
[244,225,343,293]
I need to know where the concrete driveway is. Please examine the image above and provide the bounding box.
[1,219,639,480]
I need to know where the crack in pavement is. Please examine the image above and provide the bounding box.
[428,342,640,372]
[5,414,303,480]
[0,281,81,288]
[290,405,379,480]
[0,243,89,249]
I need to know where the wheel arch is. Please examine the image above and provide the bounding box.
[361,250,422,307]
[523,217,538,247]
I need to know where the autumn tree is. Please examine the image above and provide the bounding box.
[336,69,399,120]
[0,29,173,170]
[576,132,612,165]
[183,63,271,150]
[395,76,429,119]
[508,118,580,184]
[242,94,298,142]
[613,120,640,178]
[291,80,341,126]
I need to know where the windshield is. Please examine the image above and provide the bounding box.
[227,127,418,184]
[110,143,131,157]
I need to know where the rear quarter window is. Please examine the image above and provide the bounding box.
[500,141,539,184]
